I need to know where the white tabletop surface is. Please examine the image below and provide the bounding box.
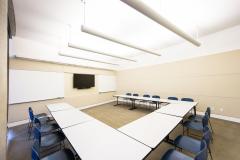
[47,103,74,112]
[114,94,165,102]
[118,112,182,148]
[155,102,198,117]
[63,120,151,160]
[51,109,94,128]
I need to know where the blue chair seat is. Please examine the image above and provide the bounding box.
[161,149,193,160]
[33,131,65,151]
[174,135,201,154]
[35,113,48,118]
[41,149,75,160]
[183,120,204,132]
[37,123,59,134]
[188,114,203,122]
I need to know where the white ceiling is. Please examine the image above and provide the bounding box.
[13,0,240,70]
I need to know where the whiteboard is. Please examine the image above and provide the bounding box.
[97,75,116,93]
[9,69,64,104]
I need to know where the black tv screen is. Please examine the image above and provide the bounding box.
[73,74,95,89]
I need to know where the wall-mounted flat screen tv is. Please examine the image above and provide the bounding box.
[73,74,95,89]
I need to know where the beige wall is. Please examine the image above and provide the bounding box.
[8,59,116,123]
[117,50,240,118]
[0,0,8,159]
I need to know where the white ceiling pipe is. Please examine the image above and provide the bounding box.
[81,25,161,56]
[120,0,201,47]
[68,43,137,62]
[59,52,119,66]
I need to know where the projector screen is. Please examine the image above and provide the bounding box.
[9,69,64,104]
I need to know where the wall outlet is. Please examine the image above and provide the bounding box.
[220,108,223,112]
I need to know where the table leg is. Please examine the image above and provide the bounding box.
[114,97,119,106]
[164,135,174,145]
[129,99,136,110]
[194,106,196,115]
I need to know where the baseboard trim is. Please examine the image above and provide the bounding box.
[7,115,52,128]
[197,111,240,123]
[7,119,29,128]
[77,99,115,110]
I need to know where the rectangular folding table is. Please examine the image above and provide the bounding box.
[155,102,198,117]
[50,108,94,128]
[113,94,171,110]
[118,112,182,149]
[63,120,151,160]
[47,103,74,112]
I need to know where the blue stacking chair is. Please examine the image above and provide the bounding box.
[161,140,208,160]
[150,95,160,109]
[28,107,51,138]
[34,117,60,137]
[183,113,209,137]
[181,98,195,115]
[132,93,139,96]
[126,93,132,96]
[139,94,151,108]
[132,93,139,106]
[32,147,75,160]
[174,127,213,159]
[33,127,65,156]
[123,93,132,105]
[181,97,194,102]
[168,96,178,101]
[188,107,214,133]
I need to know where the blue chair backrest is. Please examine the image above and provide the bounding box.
[31,147,40,160]
[181,98,194,102]
[34,128,41,145]
[195,140,208,160]
[34,117,42,127]
[202,114,209,128]
[206,107,211,118]
[168,97,178,100]
[202,127,211,147]
[28,107,35,121]
[143,94,150,98]
[133,93,139,96]
[152,95,160,99]
[126,93,132,96]
[202,127,212,146]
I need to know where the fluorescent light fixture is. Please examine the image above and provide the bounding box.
[59,52,119,66]
[68,43,137,62]
[81,25,161,56]
[120,0,201,47]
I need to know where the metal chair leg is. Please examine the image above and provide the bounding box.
[209,120,214,133]
[208,146,213,160]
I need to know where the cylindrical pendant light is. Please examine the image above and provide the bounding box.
[68,43,137,62]
[81,25,161,56]
[59,52,119,66]
[120,0,201,46]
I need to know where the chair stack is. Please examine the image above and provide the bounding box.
[161,107,214,160]
[28,107,76,160]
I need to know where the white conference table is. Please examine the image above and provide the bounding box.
[47,103,74,112]
[63,120,151,160]
[113,94,172,110]
[118,112,182,149]
[50,108,94,129]
[114,94,198,115]
[155,102,198,118]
